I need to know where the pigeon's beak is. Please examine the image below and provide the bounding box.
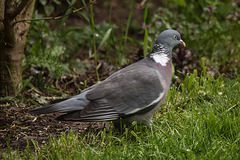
[180,39,186,47]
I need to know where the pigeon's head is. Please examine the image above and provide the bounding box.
[149,30,186,66]
[156,30,185,50]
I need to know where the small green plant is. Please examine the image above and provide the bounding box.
[24,16,66,78]
[149,0,240,74]
[168,58,224,107]
[143,6,149,58]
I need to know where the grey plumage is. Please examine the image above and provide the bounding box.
[30,29,185,127]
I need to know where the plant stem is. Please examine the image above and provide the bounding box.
[122,0,135,66]
[143,5,148,57]
[89,0,99,82]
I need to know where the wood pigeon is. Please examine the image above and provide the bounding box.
[30,29,186,128]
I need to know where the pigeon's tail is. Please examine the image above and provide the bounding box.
[29,104,59,115]
[29,100,88,115]
[29,91,90,115]
[29,98,70,115]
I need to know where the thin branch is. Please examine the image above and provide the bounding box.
[0,0,5,21]
[14,0,97,25]
[10,0,33,19]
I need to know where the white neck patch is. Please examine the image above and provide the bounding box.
[152,53,170,66]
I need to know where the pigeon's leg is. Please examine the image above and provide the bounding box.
[113,119,130,131]
[113,118,152,131]
[137,119,152,129]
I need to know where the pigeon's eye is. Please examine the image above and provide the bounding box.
[173,35,177,39]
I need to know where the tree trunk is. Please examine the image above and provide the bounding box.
[0,0,35,97]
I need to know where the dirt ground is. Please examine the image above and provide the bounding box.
[0,105,109,152]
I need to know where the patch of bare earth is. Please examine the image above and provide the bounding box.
[0,105,108,152]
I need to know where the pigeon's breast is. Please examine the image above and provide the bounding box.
[157,60,172,89]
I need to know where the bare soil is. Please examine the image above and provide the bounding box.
[0,105,108,152]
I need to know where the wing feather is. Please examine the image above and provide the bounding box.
[86,59,165,117]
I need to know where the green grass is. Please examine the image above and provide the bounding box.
[2,65,240,159]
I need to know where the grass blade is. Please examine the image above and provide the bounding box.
[98,28,112,49]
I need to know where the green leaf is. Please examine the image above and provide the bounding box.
[198,0,204,8]
[177,0,186,7]
[66,0,76,5]
[61,27,82,37]
[97,63,102,70]
[19,77,33,93]
[143,28,148,57]
[124,37,143,46]
[98,28,112,49]
[144,5,151,24]
[27,99,41,106]
[0,96,14,102]
[44,5,54,16]
[39,0,47,5]
[59,2,76,31]
[53,0,61,5]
